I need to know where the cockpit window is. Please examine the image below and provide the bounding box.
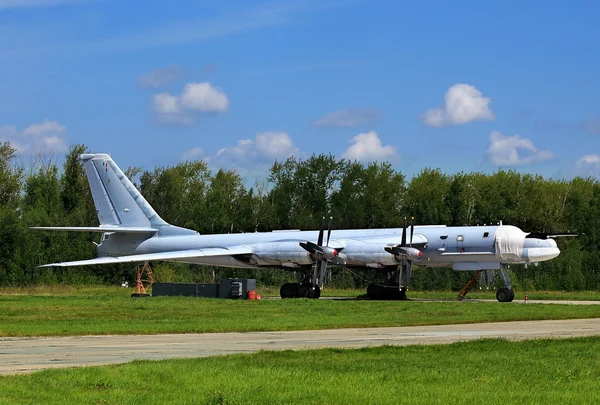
[457,235,464,242]
[483,232,489,238]
[440,235,448,240]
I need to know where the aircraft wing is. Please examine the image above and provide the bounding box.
[31,226,158,234]
[40,246,253,268]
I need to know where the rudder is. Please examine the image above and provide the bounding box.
[81,154,168,228]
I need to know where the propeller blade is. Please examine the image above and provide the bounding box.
[300,241,323,254]
[385,246,407,255]
[317,260,327,287]
[401,217,407,246]
[406,260,412,288]
[317,218,325,246]
[410,217,414,247]
[326,217,333,246]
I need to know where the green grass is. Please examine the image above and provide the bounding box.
[2,285,598,300]
[1,291,600,337]
[1,337,599,404]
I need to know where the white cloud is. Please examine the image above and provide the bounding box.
[312,108,382,128]
[152,82,229,125]
[180,82,229,113]
[485,131,554,166]
[575,154,600,177]
[153,93,180,114]
[138,65,183,89]
[0,119,68,154]
[181,131,299,177]
[421,84,495,127]
[342,131,397,162]
[584,114,600,135]
[181,147,204,161]
[213,132,298,165]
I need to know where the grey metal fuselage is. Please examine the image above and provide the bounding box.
[97,224,559,271]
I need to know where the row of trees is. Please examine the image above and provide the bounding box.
[0,142,598,290]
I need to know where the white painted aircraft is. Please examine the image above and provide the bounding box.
[34,154,564,302]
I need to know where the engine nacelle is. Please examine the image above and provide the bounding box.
[251,242,313,266]
[342,243,399,267]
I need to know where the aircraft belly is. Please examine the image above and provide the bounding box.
[173,256,259,269]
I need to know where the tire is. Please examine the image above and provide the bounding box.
[298,283,320,299]
[312,284,321,299]
[367,284,407,300]
[496,288,513,302]
[280,283,299,298]
[367,283,382,300]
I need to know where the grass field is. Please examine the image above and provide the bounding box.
[1,337,599,404]
[2,285,599,300]
[1,289,600,337]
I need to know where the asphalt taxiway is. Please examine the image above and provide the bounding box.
[2,317,600,375]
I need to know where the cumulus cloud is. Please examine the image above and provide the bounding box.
[312,108,382,128]
[485,131,554,166]
[574,154,600,178]
[212,132,298,165]
[181,131,299,176]
[152,81,229,124]
[181,147,204,161]
[179,82,229,113]
[421,84,495,127]
[584,114,600,135]
[0,119,68,154]
[342,131,397,162]
[153,93,180,114]
[138,65,183,89]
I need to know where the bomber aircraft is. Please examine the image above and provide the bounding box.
[34,154,563,302]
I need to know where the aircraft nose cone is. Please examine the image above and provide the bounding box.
[524,247,561,262]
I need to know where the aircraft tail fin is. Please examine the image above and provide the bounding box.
[80,153,168,228]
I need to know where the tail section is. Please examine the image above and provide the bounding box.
[81,154,168,228]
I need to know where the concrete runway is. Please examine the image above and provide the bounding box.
[2,318,600,375]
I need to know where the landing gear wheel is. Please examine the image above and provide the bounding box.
[298,283,320,299]
[280,283,300,298]
[367,283,407,300]
[496,288,514,302]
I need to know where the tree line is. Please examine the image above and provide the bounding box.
[0,141,598,291]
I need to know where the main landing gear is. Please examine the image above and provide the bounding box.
[280,282,320,299]
[366,264,410,300]
[279,266,323,299]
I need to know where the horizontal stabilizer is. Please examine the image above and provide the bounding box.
[39,246,253,268]
[31,226,158,234]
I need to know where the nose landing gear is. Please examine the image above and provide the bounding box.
[496,264,514,302]
[496,288,515,302]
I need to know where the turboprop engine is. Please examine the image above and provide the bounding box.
[251,241,313,267]
[385,246,423,260]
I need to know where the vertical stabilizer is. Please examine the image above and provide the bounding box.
[80,154,168,228]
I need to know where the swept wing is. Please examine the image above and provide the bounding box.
[40,246,253,267]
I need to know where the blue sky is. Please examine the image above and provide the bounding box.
[1,0,599,181]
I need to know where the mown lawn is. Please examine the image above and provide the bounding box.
[1,337,599,404]
[1,291,600,337]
